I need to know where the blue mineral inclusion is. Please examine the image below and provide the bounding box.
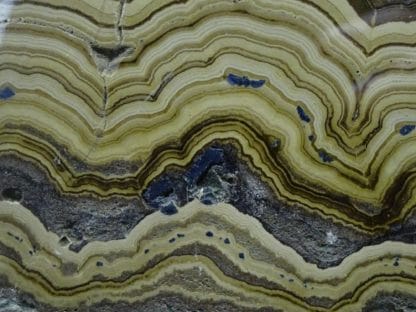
[143,147,225,213]
[185,147,224,185]
[200,188,217,205]
[399,125,415,136]
[226,73,265,88]
[160,202,178,215]
[0,87,15,100]
[143,176,174,203]
[318,150,333,163]
[296,106,310,123]
[249,78,266,88]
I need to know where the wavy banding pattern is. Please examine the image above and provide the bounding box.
[1,0,416,310]
[1,201,416,311]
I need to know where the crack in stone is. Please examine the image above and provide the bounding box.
[117,0,127,44]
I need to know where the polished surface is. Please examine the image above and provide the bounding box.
[0,0,416,311]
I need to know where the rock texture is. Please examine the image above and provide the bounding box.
[1,0,416,311]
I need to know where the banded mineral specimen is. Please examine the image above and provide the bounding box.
[1,0,416,311]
